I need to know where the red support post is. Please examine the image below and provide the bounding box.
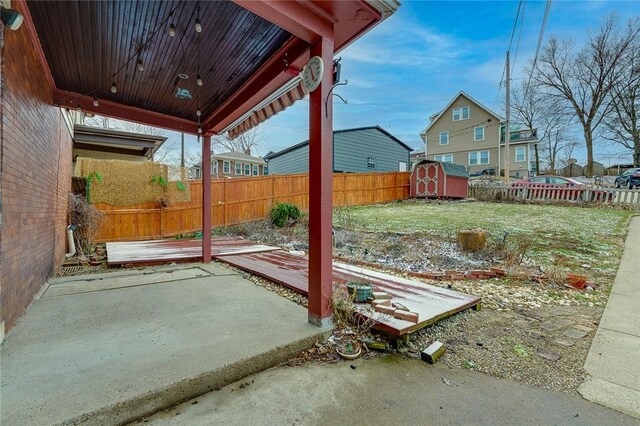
[307,37,334,327]
[202,135,212,263]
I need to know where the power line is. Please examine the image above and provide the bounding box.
[494,0,525,112]
[522,0,552,104]
[512,0,527,72]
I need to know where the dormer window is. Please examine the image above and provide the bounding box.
[453,106,470,121]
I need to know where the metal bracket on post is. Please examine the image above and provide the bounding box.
[324,80,348,118]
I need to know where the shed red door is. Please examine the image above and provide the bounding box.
[414,163,439,197]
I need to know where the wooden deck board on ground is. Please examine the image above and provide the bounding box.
[217,251,481,336]
[106,237,280,266]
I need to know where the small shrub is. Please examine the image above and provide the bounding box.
[68,193,103,257]
[270,202,301,227]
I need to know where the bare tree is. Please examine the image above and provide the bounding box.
[511,81,574,172]
[557,140,580,170]
[213,127,264,155]
[534,14,640,176]
[602,34,640,166]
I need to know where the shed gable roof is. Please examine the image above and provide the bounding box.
[420,91,503,136]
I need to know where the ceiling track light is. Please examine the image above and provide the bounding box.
[110,82,117,93]
[195,18,202,33]
[137,59,144,72]
[196,74,203,86]
[93,97,99,107]
[196,108,202,117]
[168,22,176,37]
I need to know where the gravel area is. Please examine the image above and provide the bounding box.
[214,217,620,395]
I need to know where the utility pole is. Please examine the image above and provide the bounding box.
[504,51,511,184]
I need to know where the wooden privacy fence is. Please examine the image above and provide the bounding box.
[95,172,410,242]
[469,184,640,206]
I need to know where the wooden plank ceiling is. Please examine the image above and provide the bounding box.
[26,0,294,121]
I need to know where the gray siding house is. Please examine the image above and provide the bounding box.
[265,126,412,174]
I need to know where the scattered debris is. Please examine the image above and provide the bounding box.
[421,341,446,364]
[536,350,562,362]
[442,376,451,386]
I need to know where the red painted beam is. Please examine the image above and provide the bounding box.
[307,37,334,327]
[202,135,212,263]
[17,0,56,90]
[203,37,310,135]
[233,0,334,44]
[53,88,199,134]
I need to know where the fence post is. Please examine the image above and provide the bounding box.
[271,175,276,209]
[160,206,167,238]
[223,178,227,226]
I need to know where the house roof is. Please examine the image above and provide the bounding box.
[420,91,504,136]
[212,151,266,165]
[264,125,413,160]
[73,124,166,158]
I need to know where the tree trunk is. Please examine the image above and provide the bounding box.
[534,144,540,175]
[635,137,640,167]
[584,128,594,177]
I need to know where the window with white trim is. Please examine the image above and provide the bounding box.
[367,157,376,169]
[263,165,269,175]
[439,131,449,145]
[223,160,230,174]
[474,126,485,141]
[469,150,490,165]
[434,154,453,163]
[244,163,250,175]
[235,162,242,175]
[212,161,218,176]
[253,164,259,176]
[452,106,470,121]
[515,146,526,162]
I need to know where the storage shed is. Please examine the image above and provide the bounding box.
[410,160,469,199]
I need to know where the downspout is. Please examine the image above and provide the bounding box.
[65,225,76,258]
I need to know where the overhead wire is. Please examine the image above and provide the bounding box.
[522,0,552,104]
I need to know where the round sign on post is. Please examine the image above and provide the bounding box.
[302,56,324,93]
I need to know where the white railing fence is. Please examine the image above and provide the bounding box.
[468,184,640,207]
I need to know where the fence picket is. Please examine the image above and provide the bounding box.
[95,172,411,241]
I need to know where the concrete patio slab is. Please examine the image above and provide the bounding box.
[1,263,326,425]
[139,356,639,425]
[579,217,640,419]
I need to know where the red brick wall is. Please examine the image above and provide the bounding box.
[0,6,73,334]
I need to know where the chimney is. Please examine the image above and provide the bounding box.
[244,148,251,155]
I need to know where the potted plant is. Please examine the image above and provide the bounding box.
[336,340,362,360]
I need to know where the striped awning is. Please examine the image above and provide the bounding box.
[227,78,306,139]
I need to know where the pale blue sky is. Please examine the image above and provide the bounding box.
[169,1,639,166]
